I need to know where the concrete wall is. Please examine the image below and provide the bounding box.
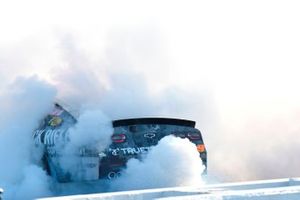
[38,178,300,200]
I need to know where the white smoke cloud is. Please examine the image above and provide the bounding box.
[14,165,52,200]
[59,109,114,179]
[50,32,209,190]
[111,136,205,191]
[0,76,56,199]
[0,27,210,198]
[68,109,113,150]
[1,0,300,198]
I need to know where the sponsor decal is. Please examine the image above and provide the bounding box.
[109,147,151,156]
[144,132,156,139]
[34,129,63,145]
[48,116,63,127]
[144,125,159,139]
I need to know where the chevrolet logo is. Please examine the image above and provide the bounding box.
[144,132,156,139]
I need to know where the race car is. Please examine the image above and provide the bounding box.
[33,104,207,182]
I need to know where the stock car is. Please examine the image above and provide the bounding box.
[33,104,207,182]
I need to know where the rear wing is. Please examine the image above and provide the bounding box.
[113,118,196,128]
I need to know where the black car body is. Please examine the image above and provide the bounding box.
[33,104,207,182]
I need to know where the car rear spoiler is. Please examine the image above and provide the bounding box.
[112,118,196,128]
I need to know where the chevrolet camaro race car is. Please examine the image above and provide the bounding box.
[33,104,207,182]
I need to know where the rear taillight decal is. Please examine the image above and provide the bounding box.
[197,144,206,153]
[111,134,126,143]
